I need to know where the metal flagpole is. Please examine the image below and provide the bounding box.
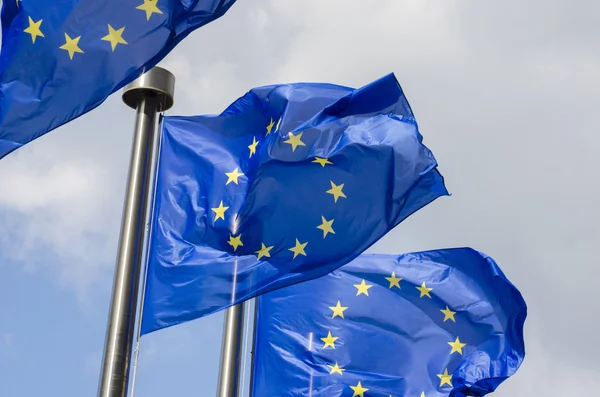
[246,299,259,397]
[216,254,247,397]
[97,66,175,397]
[216,302,246,397]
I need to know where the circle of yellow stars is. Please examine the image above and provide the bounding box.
[313,273,468,396]
[22,0,164,59]
[211,115,349,263]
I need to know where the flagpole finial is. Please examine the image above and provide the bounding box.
[122,66,176,111]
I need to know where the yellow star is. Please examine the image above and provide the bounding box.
[101,24,127,51]
[350,381,369,397]
[448,336,467,355]
[354,279,372,296]
[265,118,275,136]
[225,167,244,185]
[211,201,229,222]
[288,239,307,259]
[255,242,274,260]
[275,117,281,131]
[420,393,426,397]
[385,272,402,289]
[316,216,335,238]
[437,368,452,387]
[416,282,432,298]
[136,0,163,20]
[23,17,44,43]
[248,136,259,157]
[329,301,347,319]
[59,33,84,60]
[440,306,456,322]
[227,234,243,251]
[312,157,333,167]
[326,181,347,203]
[328,362,344,375]
[283,132,306,152]
[321,331,338,348]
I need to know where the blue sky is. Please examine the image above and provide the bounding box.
[1,1,599,396]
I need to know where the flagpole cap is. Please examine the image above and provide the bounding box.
[122,66,175,111]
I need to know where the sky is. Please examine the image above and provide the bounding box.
[0,0,599,396]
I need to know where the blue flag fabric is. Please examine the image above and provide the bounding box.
[0,0,238,159]
[252,248,527,397]
[141,73,449,335]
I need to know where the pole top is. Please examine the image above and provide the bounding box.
[122,66,175,111]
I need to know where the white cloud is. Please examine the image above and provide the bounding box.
[493,322,600,396]
[0,97,132,301]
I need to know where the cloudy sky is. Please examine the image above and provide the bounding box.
[1,0,598,396]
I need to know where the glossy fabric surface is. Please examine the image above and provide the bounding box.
[141,74,449,334]
[252,249,527,397]
[0,0,238,159]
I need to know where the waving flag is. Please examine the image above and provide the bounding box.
[252,248,527,397]
[0,0,238,159]
[141,73,449,334]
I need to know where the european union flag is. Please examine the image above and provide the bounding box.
[0,0,238,159]
[141,73,449,335]
[251,248,527,397]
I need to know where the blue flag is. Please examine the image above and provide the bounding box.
[141,73,449,335]
[251,248,527,397]
[0,0,238,159]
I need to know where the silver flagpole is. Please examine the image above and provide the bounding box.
[216,302,246,397]
[246,299,259,397]
[97,66,175,397]
[216,255,246,397]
